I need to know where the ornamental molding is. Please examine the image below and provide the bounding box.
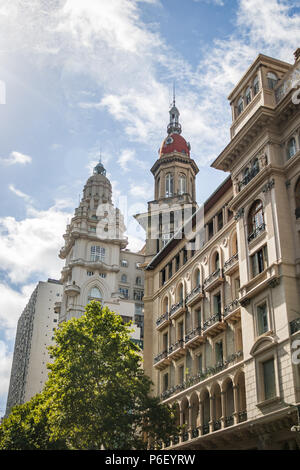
[262,178,275,193]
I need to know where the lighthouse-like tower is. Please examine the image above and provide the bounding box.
[56,160,143,340]
[136,99,199,260]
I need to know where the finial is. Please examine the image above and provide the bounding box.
[173,81,176,107]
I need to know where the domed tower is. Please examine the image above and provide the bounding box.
[136,100,199,258]
[57,159,130,323]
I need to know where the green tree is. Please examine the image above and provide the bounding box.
[1,301,178,450]
[0,393,66,450]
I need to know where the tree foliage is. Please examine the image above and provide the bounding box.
[0,301,178,449]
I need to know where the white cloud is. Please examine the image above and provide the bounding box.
[1,151,32,166]
[0,201,71,284]
[129,181,153,199]
[117,149,147,172]
[8,184,32,202]
[0,340,12,406]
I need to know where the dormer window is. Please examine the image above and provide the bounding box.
[267,72,278,90]
[287,137,297,159]
[165,173,174,197]
[245,87,251,105]
[253,76,259,95]
[178,173,186,195]
[237,97,244,115]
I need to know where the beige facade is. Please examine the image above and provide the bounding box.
[141,50,300,450]
[57,161,145,343]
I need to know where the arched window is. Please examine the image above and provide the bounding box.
[232,232,238,256]
[287,137,297,159]
[136,276,142,286]
[237,96,244,115]
[163,296,169,314]
[178,173,186,195]
[248,200,264,240]
[245,87,251,105]
[121,274,127,283]
[88,286,102,301]
[177,283,184,303]
[165,173,174,197]
[194,268,201,287]
[253,75,259,95]
[213,252,220,272]
[267,72,278,89]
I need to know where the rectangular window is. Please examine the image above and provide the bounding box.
[196,308,202,327]
[257,302,269,335]
[119,287,129,299]
[163,332,168,351]
[121,259,128,267]
[217,211,223,231]
[163,373,169,392]
[197,354,203,373]
[178,321,184,341]
[262,358,276,400]
[175,254,180,271]
[251,245,268,277]
[178,365,184,385]
[213,292,221,315]
[215,341,223,365]
[133,290,143,301]
[168,262,173,279]
[208,220,214,240]
[183,248,188,264]
[91,246,105,262]
[234,277,240,299]
[161,268,166,286]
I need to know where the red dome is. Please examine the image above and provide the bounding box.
[159,133,190,158]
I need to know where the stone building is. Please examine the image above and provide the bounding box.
[5,279,62,414]
[140,50,300,450]
[56,160,144,343]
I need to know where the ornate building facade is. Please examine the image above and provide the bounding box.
[56,160,144,341]
[141,50,300,450]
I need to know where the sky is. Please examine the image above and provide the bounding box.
[0,0,300,416]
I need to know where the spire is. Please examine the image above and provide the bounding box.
[167,83,182,135]
[93,149,106,176]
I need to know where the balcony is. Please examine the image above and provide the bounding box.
[224,253,239,276]
[160,351,243,401]
[185,285,204,307]
[224,415,234,428]
[169,300,185,320]
[203,269,224,292]
[238,165,260,192]
[295,207,300,219]
[168,339,186,361]
[203,312,226,337]
[154,350,170,370]
[224,299,241,324]
[248,223,266,243]
[185,326,204,349]
[54,301,61,314]
[290,317,300,335]
[64,283,80,297]
[238,410,247,423]
[156,311,170,331]
[213,419,221,431]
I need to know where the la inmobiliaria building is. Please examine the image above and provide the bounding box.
[137,50,300,450]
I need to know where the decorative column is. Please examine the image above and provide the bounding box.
[233,385,239,424]
[199,400,204,435]
[221,391,226,429]
[188,405,193,440]
[179,409,184,443]
[209,395,214,433]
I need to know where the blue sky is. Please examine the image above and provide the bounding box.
[0,0,300,415]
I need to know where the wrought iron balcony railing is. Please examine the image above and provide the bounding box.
[154,350,168,364]
[203,312,222,331]
[185,326,202,343]
[238,410,247,423]
[238,166,260,191]
[160,350,243,400]
[295,207,300,219]
[225,415,234,427]
[224,252,239,272]
[248,223,266,242]
[290,317,300,335]
[169,299,184,318]
[185,284,204,305]
[156,311,169,328]
[224,299,240,317]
